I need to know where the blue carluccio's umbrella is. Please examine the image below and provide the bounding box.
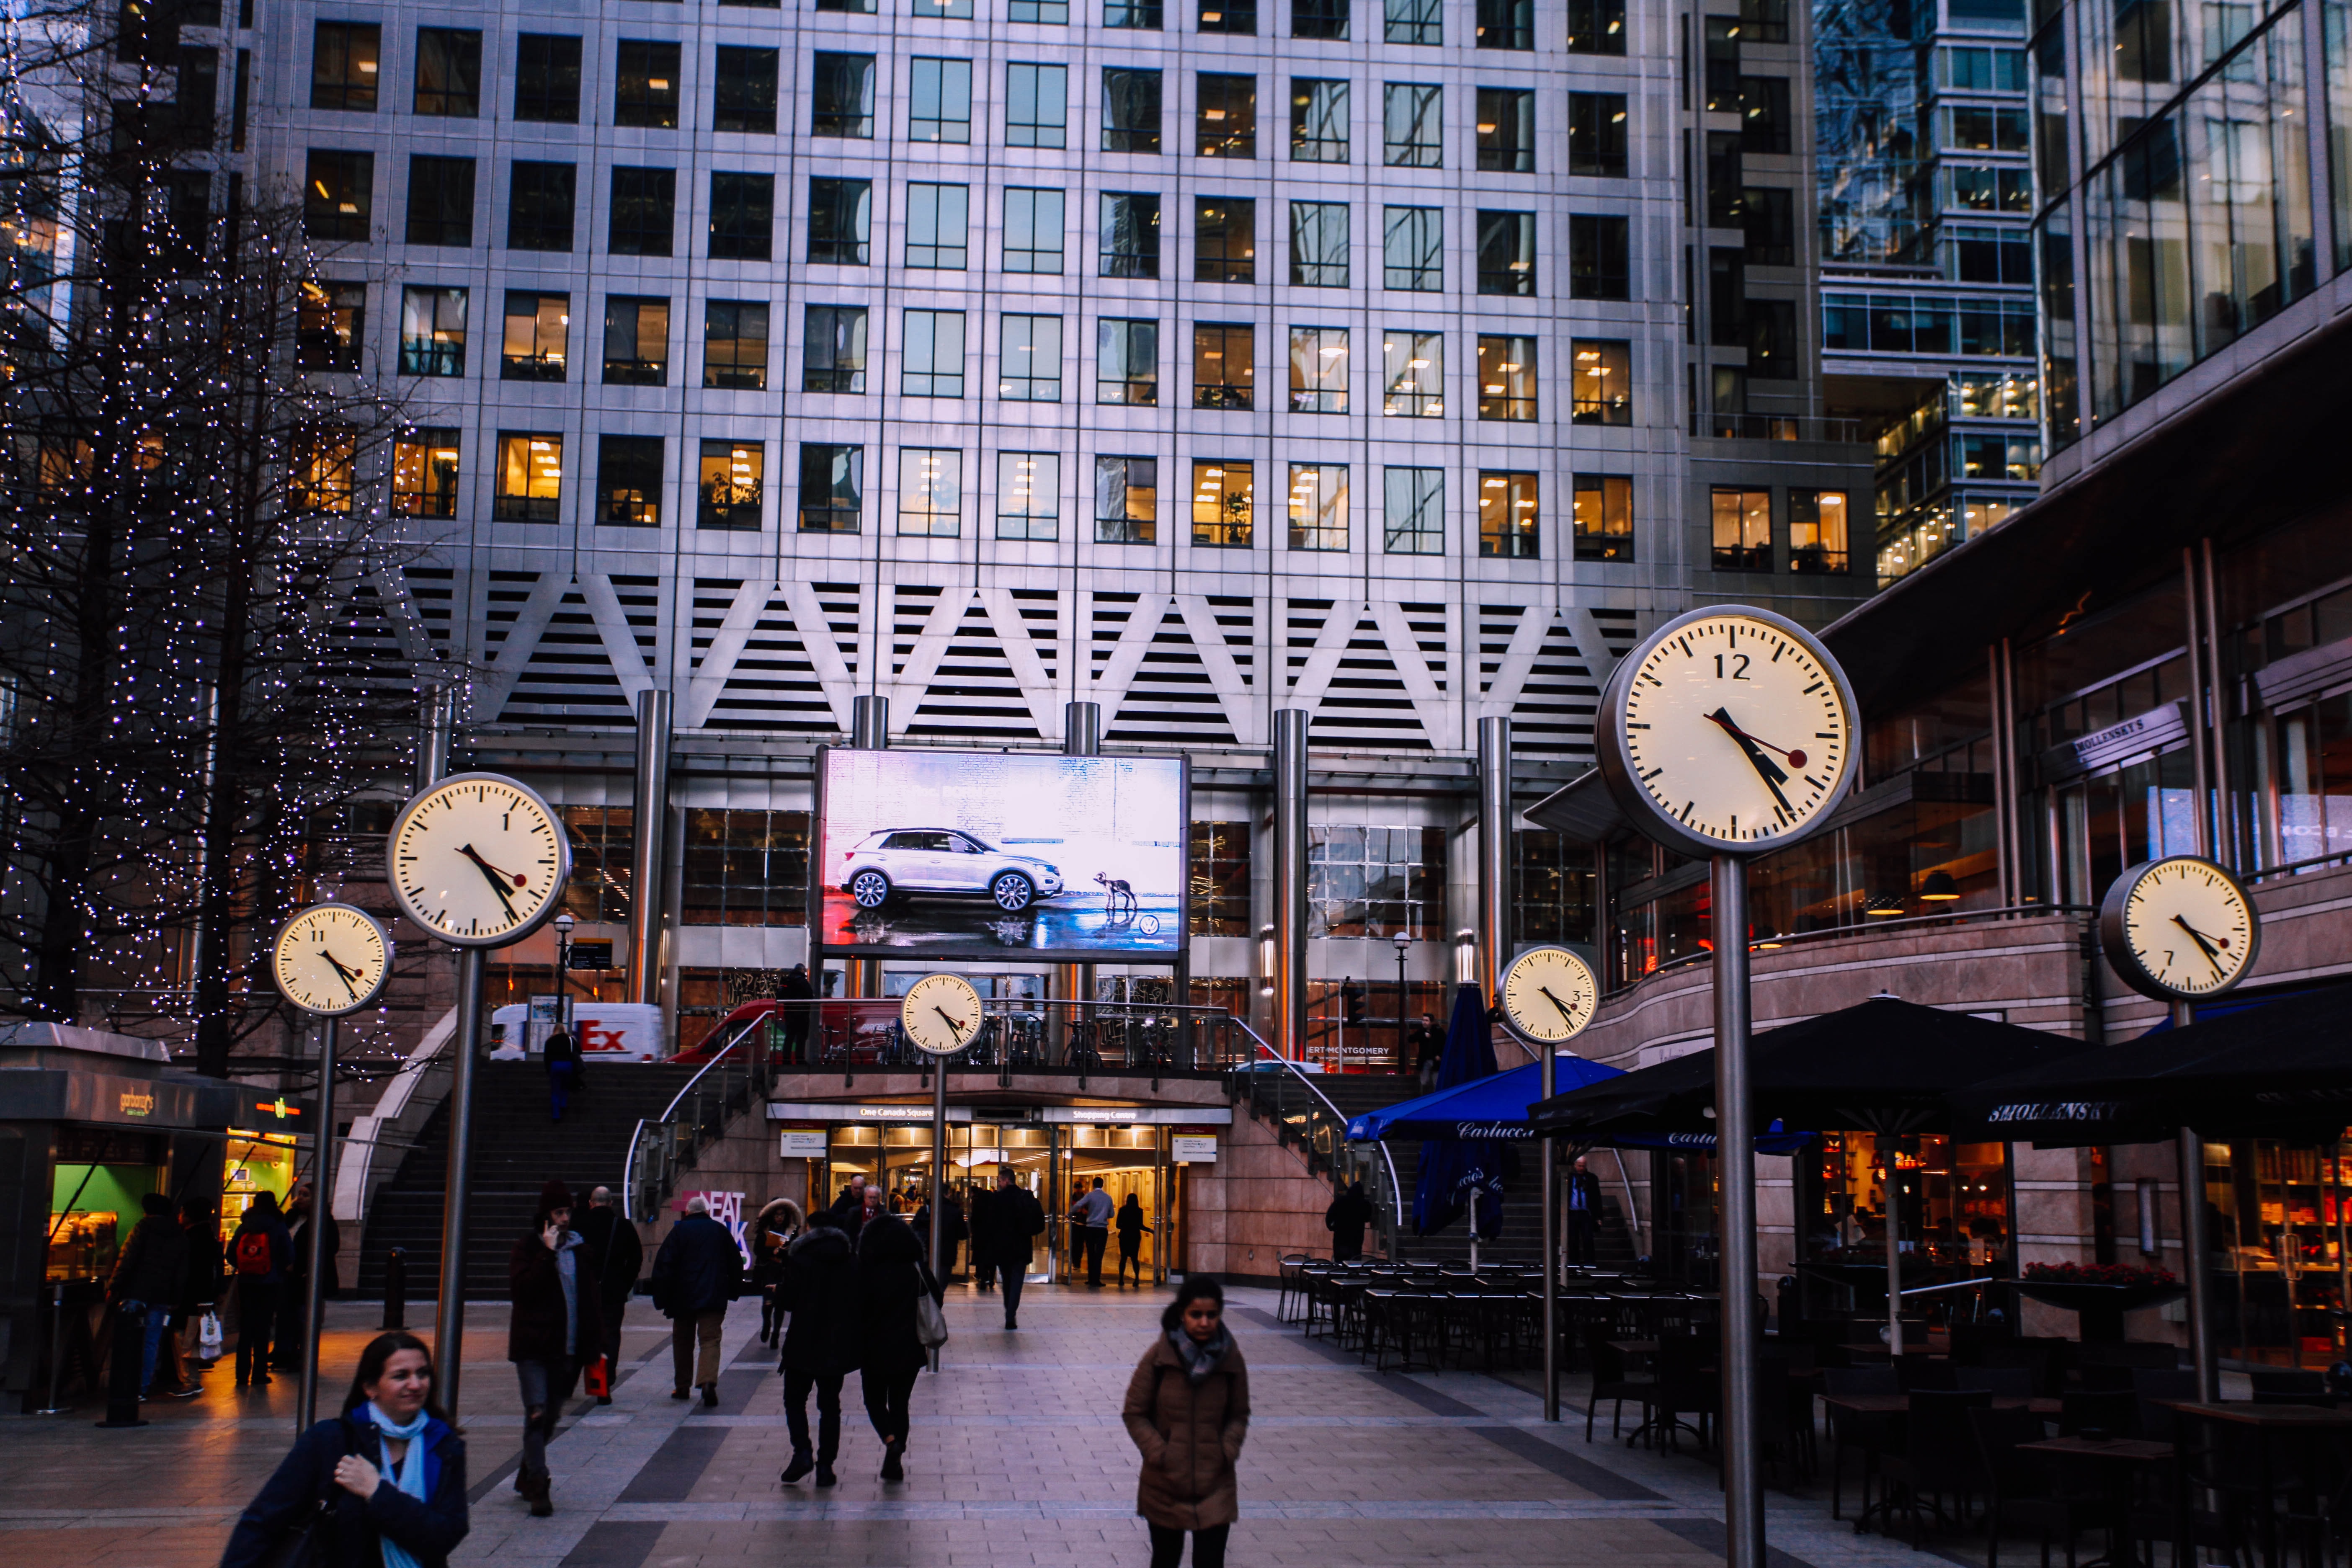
[1413,982,1506,1254]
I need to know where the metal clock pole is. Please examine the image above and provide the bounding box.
[2095,855,2258,1411]
[436,946,487,1417]
[929,1037,949,1278]
[297,1011,340,1430]
[1586,605,1863,1568]
[2174,998,2215,1402]
[1712,855,1762,1568]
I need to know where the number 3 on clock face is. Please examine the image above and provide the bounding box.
[1596,604,1862,859]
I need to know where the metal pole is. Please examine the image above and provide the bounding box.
[1395,944,1408,1073]
[2175,1000,2217,1400]
[2183,550,2214,862]
[415,681,456,792]
[1272,710,1309,1062]
[851,693,889,749]
[846,696,888,1005]
[435,947,487,1418]
[629,689,672,1008]
[299,1015,340,1431]
[1067,703,1100,1026]
[1476,717,1513,1005]
[1882,1131,1905,1356]
[1712,854,1764,1568]
[2201,539,2234,869]
[928,1047,949,1284]
[1542,1038,1559,1422]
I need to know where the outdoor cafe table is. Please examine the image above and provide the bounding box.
[1826,1393,2063,1417]
[2017,1436,2174,1568]
[2156,1401,2352,1568]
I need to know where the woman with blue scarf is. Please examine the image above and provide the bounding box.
[220,1331,470,1568]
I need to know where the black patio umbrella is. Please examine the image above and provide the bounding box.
[1530,996,2093,1348]
[1947,983,2352,1147]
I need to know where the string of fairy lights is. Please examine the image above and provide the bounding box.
[0,0,441,1064]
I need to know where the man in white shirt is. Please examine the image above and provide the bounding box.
[1072,1178,1115,1287]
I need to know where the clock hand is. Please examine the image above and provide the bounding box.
[1537,985,1581,1026]
[1705,709,1795,815]
[2171,913,2227,976]
[932,1005,971,1043]
[1704,708,1810,769]
[318,947,364,1001]
[458,844,523,922]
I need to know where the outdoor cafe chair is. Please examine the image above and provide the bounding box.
[1823,1364,1901,1524]
[1968,1403,2112,1568]
[1879,1389,1993,1545]
[1582,1318,1659,1445]
[1277,1253,1312,1323]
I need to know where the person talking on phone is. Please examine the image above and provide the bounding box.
[506,1180,601,1517]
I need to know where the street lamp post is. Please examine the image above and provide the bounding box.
[553,912,577,1030]
[1392,932,1410,1073]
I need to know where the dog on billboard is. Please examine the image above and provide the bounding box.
[1094,872,1138,920]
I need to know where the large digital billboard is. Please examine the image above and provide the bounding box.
[813,748,1187,958]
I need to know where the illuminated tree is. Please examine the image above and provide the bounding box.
[0,5,432,1070]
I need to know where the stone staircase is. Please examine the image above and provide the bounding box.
[354,1061,699,1301]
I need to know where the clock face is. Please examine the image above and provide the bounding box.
[900,973,985,1057]
[1599,606,1859,857]
[2099,856,2261,1001]
[273,903,392,1016]
[1499,946,1600,1044]
[386,773,572,947]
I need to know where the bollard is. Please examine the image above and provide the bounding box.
[384,1247,407,1330]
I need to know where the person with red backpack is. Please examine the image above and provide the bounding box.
[230,1191,294,1388]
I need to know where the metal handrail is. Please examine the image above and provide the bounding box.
[622,1007,778,1220]
[1224,1016,1408,1238]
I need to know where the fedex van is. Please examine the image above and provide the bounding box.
[488,1002,667,1062]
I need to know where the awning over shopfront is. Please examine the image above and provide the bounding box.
[1345,1053,1622,1142]
[1528,997,2090,1139]
[1949,983,2352,1146]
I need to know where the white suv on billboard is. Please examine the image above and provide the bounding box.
[839,829,1065,913]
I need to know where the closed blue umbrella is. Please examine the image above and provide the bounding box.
[1412,983,1506,1246]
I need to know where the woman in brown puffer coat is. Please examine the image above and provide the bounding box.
[1121,1275,1250,1568]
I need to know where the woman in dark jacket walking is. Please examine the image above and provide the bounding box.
[854,1205,931,1482]
[1114,1194,1148,1288]
[776,1218,861,1488]
[507,1179,601,1517]
[220,1330,469,1568]
[1122,1276,1250,1568]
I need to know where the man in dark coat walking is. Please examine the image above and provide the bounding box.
[650,1195,740,1406]
[779,965,815,1065]
[973,1170,1044,1330]
[508,1179,601,1515]
[827,1173,869,1238]
[966,1181,998,1292]
[776,1218,861,1488]
[109,1191,190,1398]
[1565,1155,1604,1267]
[1323,1179,1375,1263]
[575,1185,642,1404]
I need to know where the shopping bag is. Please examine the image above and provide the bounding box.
[582,1355,611,1399]
[199,1310,224,1359]
[913,1264,949,1352]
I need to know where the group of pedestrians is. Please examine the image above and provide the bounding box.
[223,1172,1255,1568]
[107,1184,338,1401]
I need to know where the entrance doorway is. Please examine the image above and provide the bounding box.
[818,1119,1179,1285]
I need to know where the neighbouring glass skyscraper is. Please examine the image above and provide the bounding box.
[1815,0,2043,583]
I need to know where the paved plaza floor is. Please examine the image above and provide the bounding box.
[0,1284,1965,1568]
